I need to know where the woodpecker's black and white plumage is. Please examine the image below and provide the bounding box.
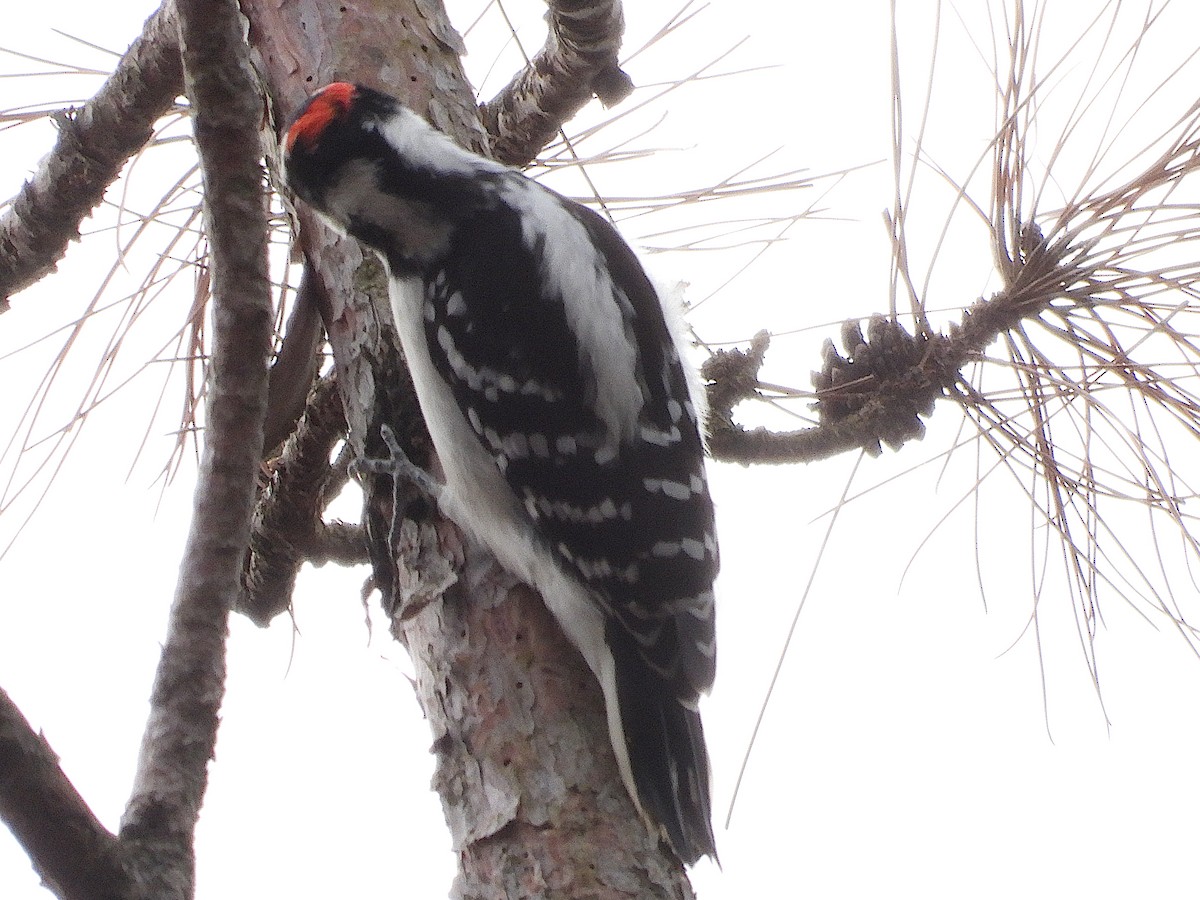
[283,83,718,863]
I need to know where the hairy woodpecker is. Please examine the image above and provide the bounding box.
[283,82,718,863]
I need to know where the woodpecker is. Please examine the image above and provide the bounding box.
[283,82,718,863]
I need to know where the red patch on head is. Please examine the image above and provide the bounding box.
[286,82,357,153]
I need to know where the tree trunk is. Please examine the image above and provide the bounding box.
[242,0,693,894]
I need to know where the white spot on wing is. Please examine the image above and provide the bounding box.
[663,480,691,501]
[571,554,639,583]
[683,590,715,619]
[630,622,664,649]
[692,635,716,658]
[645,477,692,501]
[435,313,564,404]
[504,432,529,458]
[640,424,682,447]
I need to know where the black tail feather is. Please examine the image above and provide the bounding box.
[608,621,717,865]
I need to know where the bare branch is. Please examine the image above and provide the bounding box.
[261,264,326,456]
[705,322,939,464]
[704,236,1086,465]
[0,3,183,308]
[120,0,271,891]
[308,519,369,567]
[0,686,133,900]
[480,0,633,166]
[242,375,350,626]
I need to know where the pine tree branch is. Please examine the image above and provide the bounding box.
[242,375,350,626]
[119,0,271,893]
[480,0,633,166]
[0,2,183,309]
[307,519,369,567]
[246,0,695,888]
[261,264,326,456]
[0,686,134,900]
[705,234,1084,465]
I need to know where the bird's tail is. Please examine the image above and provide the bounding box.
[605,621,717,865]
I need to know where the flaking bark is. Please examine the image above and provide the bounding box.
[241,0,693,892]
[395,552,693,899]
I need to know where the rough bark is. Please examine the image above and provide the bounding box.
[119,1,272,896]
[396,558,692,899]
[242,0,691,893]
[480,0,633,167]
[0,1,270,894]
[242,375,350,626]
[0,687,133,900]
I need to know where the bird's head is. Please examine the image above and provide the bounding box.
[283,83,401,231]
[282,82,496,269]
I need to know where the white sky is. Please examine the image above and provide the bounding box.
[3,1,1200,897]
